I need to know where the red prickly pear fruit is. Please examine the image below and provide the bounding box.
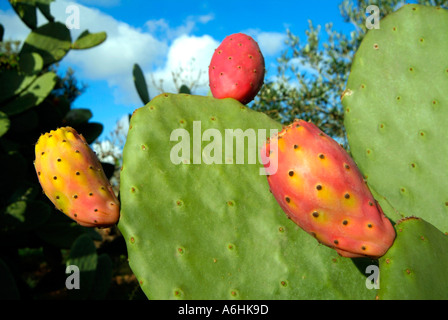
[208,33,265,104]
[260,119,395,259]
[34,127,120,228]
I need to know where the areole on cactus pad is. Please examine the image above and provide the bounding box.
[260,119,396,259]
[33,127,120,227]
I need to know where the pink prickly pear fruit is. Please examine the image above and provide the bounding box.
[260,119,395,259]
[34,127,120,228]
[208,33,265,104]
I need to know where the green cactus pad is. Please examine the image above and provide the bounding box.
[378,217,448,299]
[342,5,448,232]
[0,111,9,137]
[20,22,71,67]
[0,52,43,104]
[132,63,150,105]
[35,1,54,23]
[119,93,377,300]
[64,233,112,300]
[72,30,107,50]
[1,71,57,115]
[66,233,98,299]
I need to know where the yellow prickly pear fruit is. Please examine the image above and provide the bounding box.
[34,127,119,227]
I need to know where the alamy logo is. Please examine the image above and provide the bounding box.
[65,265,80,290]
[365,265,380,289]
[366,5,380,29]
[169,121,278,175]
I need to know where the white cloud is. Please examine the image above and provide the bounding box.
[148,34,219,97]
[145,13,215,41]
[243,29,287,57]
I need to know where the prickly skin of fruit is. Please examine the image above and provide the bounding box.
[261,119,396,259]
[208,33,265,104]
[34,127,120,227]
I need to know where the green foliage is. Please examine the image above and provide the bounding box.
[118,1,448,300]
[20,22,72,68]
[251,0,448,144]
[0,39,21,70]
[178,84,191,94]
[0,0,128,300]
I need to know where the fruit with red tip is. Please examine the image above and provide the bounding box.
[260,119,395,258]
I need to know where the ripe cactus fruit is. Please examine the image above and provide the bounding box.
[261,119,395,258]
[208,33,265,104]
[34,127,119,227]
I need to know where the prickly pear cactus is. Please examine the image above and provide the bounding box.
[378,217,448,299]
[118,93,377,300]
[20,22,72,67]
[342,4,448,232]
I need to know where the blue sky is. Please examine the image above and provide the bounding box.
[0,0,356,141]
